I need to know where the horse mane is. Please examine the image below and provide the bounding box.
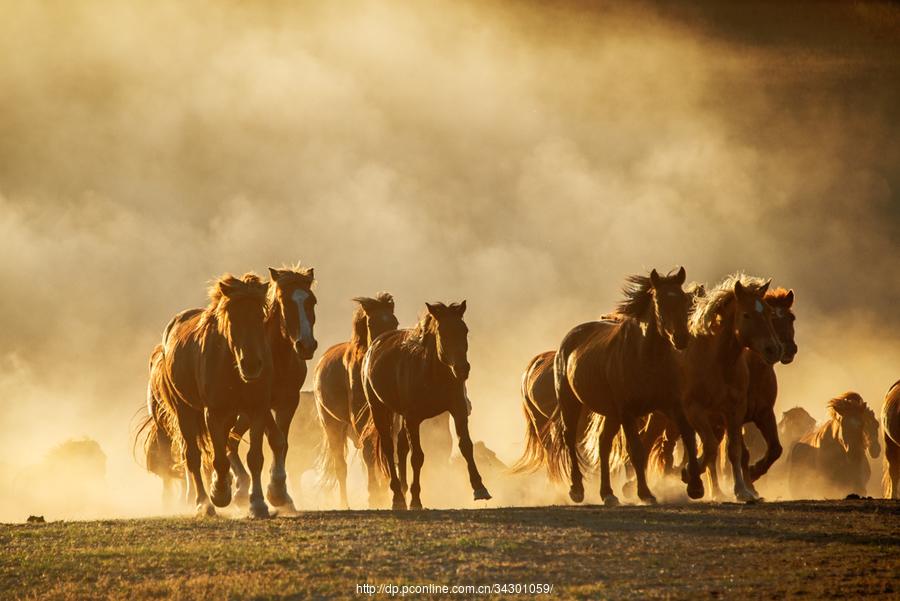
[689,272,769,336]
[265,264,315,308]
[350,292,394,351]
[827,392,874,421]
[409,308,439,344]
[783,406,812,420]
[197,273,269,335]
[615,275,654,320]
[765,287,793,307]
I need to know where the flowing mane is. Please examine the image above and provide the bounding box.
[350,292,395,351]
[197,273,269,334]
[615,275,653,320]
[827,392,874,421]
[689,273,769,335]
[765,287,793,307]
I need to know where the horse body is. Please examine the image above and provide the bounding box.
[155,274,273,517]
[881,381,900,498]
[315,293,397,508]
[362,301,490,510]
[788,392,880,498]
[680,274,782,502]
[548,268,704,506]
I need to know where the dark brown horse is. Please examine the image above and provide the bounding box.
[788,392,880,498]
[680,274,783,502]
[705,288,797,498]
[779,406,817,446]
[362,301,490,510]
[227,266,317,512]
[547,268,704,506]
[881,381,900,499]
[315,293,398,508]
[153,273,273,517]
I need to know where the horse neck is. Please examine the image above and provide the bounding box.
[266,302,294,363]
[710,308,744,365]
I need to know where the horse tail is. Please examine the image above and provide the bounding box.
[883,433,899,499]
[315,403,348,491]
[581,412,607,470]
[511,376,548,474]
[647,433,669,477]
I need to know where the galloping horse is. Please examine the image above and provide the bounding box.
[706,288,797,498]
[315,293,398,508]
[227,266,317,512]
[680,274,783,502]
[788,392,880,498]
[779,406,817,446]
[881,381,900,498]
[547,268,705,506]
[153,273,273,517]
[362,301,490,510]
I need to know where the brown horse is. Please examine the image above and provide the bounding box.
[788,392,880,498]
[226,266,317,512]
[705,288,797,498]
[881,381,900,499]
[362,301,490,510]
[779,406,817,446]
[680,274,783,502]
[315,293,398,508]
[547,268,705,506]
[153,273,273,517]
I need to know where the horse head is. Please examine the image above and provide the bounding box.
[268,266,318,360]
[766,288,797,364]
[830,393,880,458]
[211,273,271,382]
[733,278,782,365]
[649,266,691,350]
[353,293,399,346]
[425,301,470,381]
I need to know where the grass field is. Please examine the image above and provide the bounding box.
[2,500,898,600]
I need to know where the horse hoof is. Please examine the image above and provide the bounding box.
[210,487,232,508]
[248,499,271,519]
[602,494,620,507]
[686,480,705,500]
[266,484,291,509]
[735,488,758,503]
[410,499,423,510]
[392,497,408,511]
[473,486,492,501]
[196,503,216,518]
[639,495,658,506]
[569,487,584,504]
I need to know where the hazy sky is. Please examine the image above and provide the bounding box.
[1,0,898,517]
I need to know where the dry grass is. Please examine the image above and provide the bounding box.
[2,501,899,600]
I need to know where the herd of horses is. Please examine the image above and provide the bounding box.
[136,264,900,518]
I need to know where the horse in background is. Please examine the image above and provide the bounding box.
[315,293,398,508]
[226,266,317,513]
[362,301,491,510]
[788,392,881,498]
[547,268,705,506]
[779,407,817,447]
[153,273,273,517]
[882,381,900,499]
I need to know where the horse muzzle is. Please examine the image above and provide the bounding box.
[238,357,264,382]
[780,342,798,365]
[451,361,471,381]
[295,339,318,360]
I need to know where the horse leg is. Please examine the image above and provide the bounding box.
[206,409,235,508]
[705,425,727,502]
[246,411,271,518]
[726,417,757,502]
[324,417,350,509]
[267,401,298,511]
[673,405,705,500]
[451,407,491,501]
[748,411,782,484]
[361,434,382,509]
[885,435,900,500]
[622,415,656,504]
[176,408,214,517]
[558,388,585,503]
[371,401,405,510]
[597,417,620,506]
[397,418,410,497]
[227,413,251,507]
[406,420,425,509]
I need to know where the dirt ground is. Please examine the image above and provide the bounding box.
[2,500,898,600]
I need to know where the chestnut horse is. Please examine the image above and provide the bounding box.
[362,301,490,510]
[152,273,273,517]
[547,268,705,506]
[881,381,900,499]
[779,406,816,446]
[226,266,317,512]
[680,274,783,502]
[315,293,398,508]
[788,392,880,498]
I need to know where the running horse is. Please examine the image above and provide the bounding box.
[881,381,900,499]
[546,268,705,506]
[362,301,491,510]
[788,392,880,498]
[227,266,318,512]
[315,293,398,508]
[680,274,783,502]
[152,273,273,517]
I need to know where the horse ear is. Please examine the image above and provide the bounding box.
[759,279,771,296]
[785,289,795,307]
[734,280,745,298]
[457,300,467,315]
[425,303,441,318]
[675,266,686,285]
[268,267,281,281]
[650,269,661,288]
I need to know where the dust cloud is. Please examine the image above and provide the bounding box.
[1,0,899,520]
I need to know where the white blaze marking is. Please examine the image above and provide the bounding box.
[292,289,313,346]
[755,299,764,313]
